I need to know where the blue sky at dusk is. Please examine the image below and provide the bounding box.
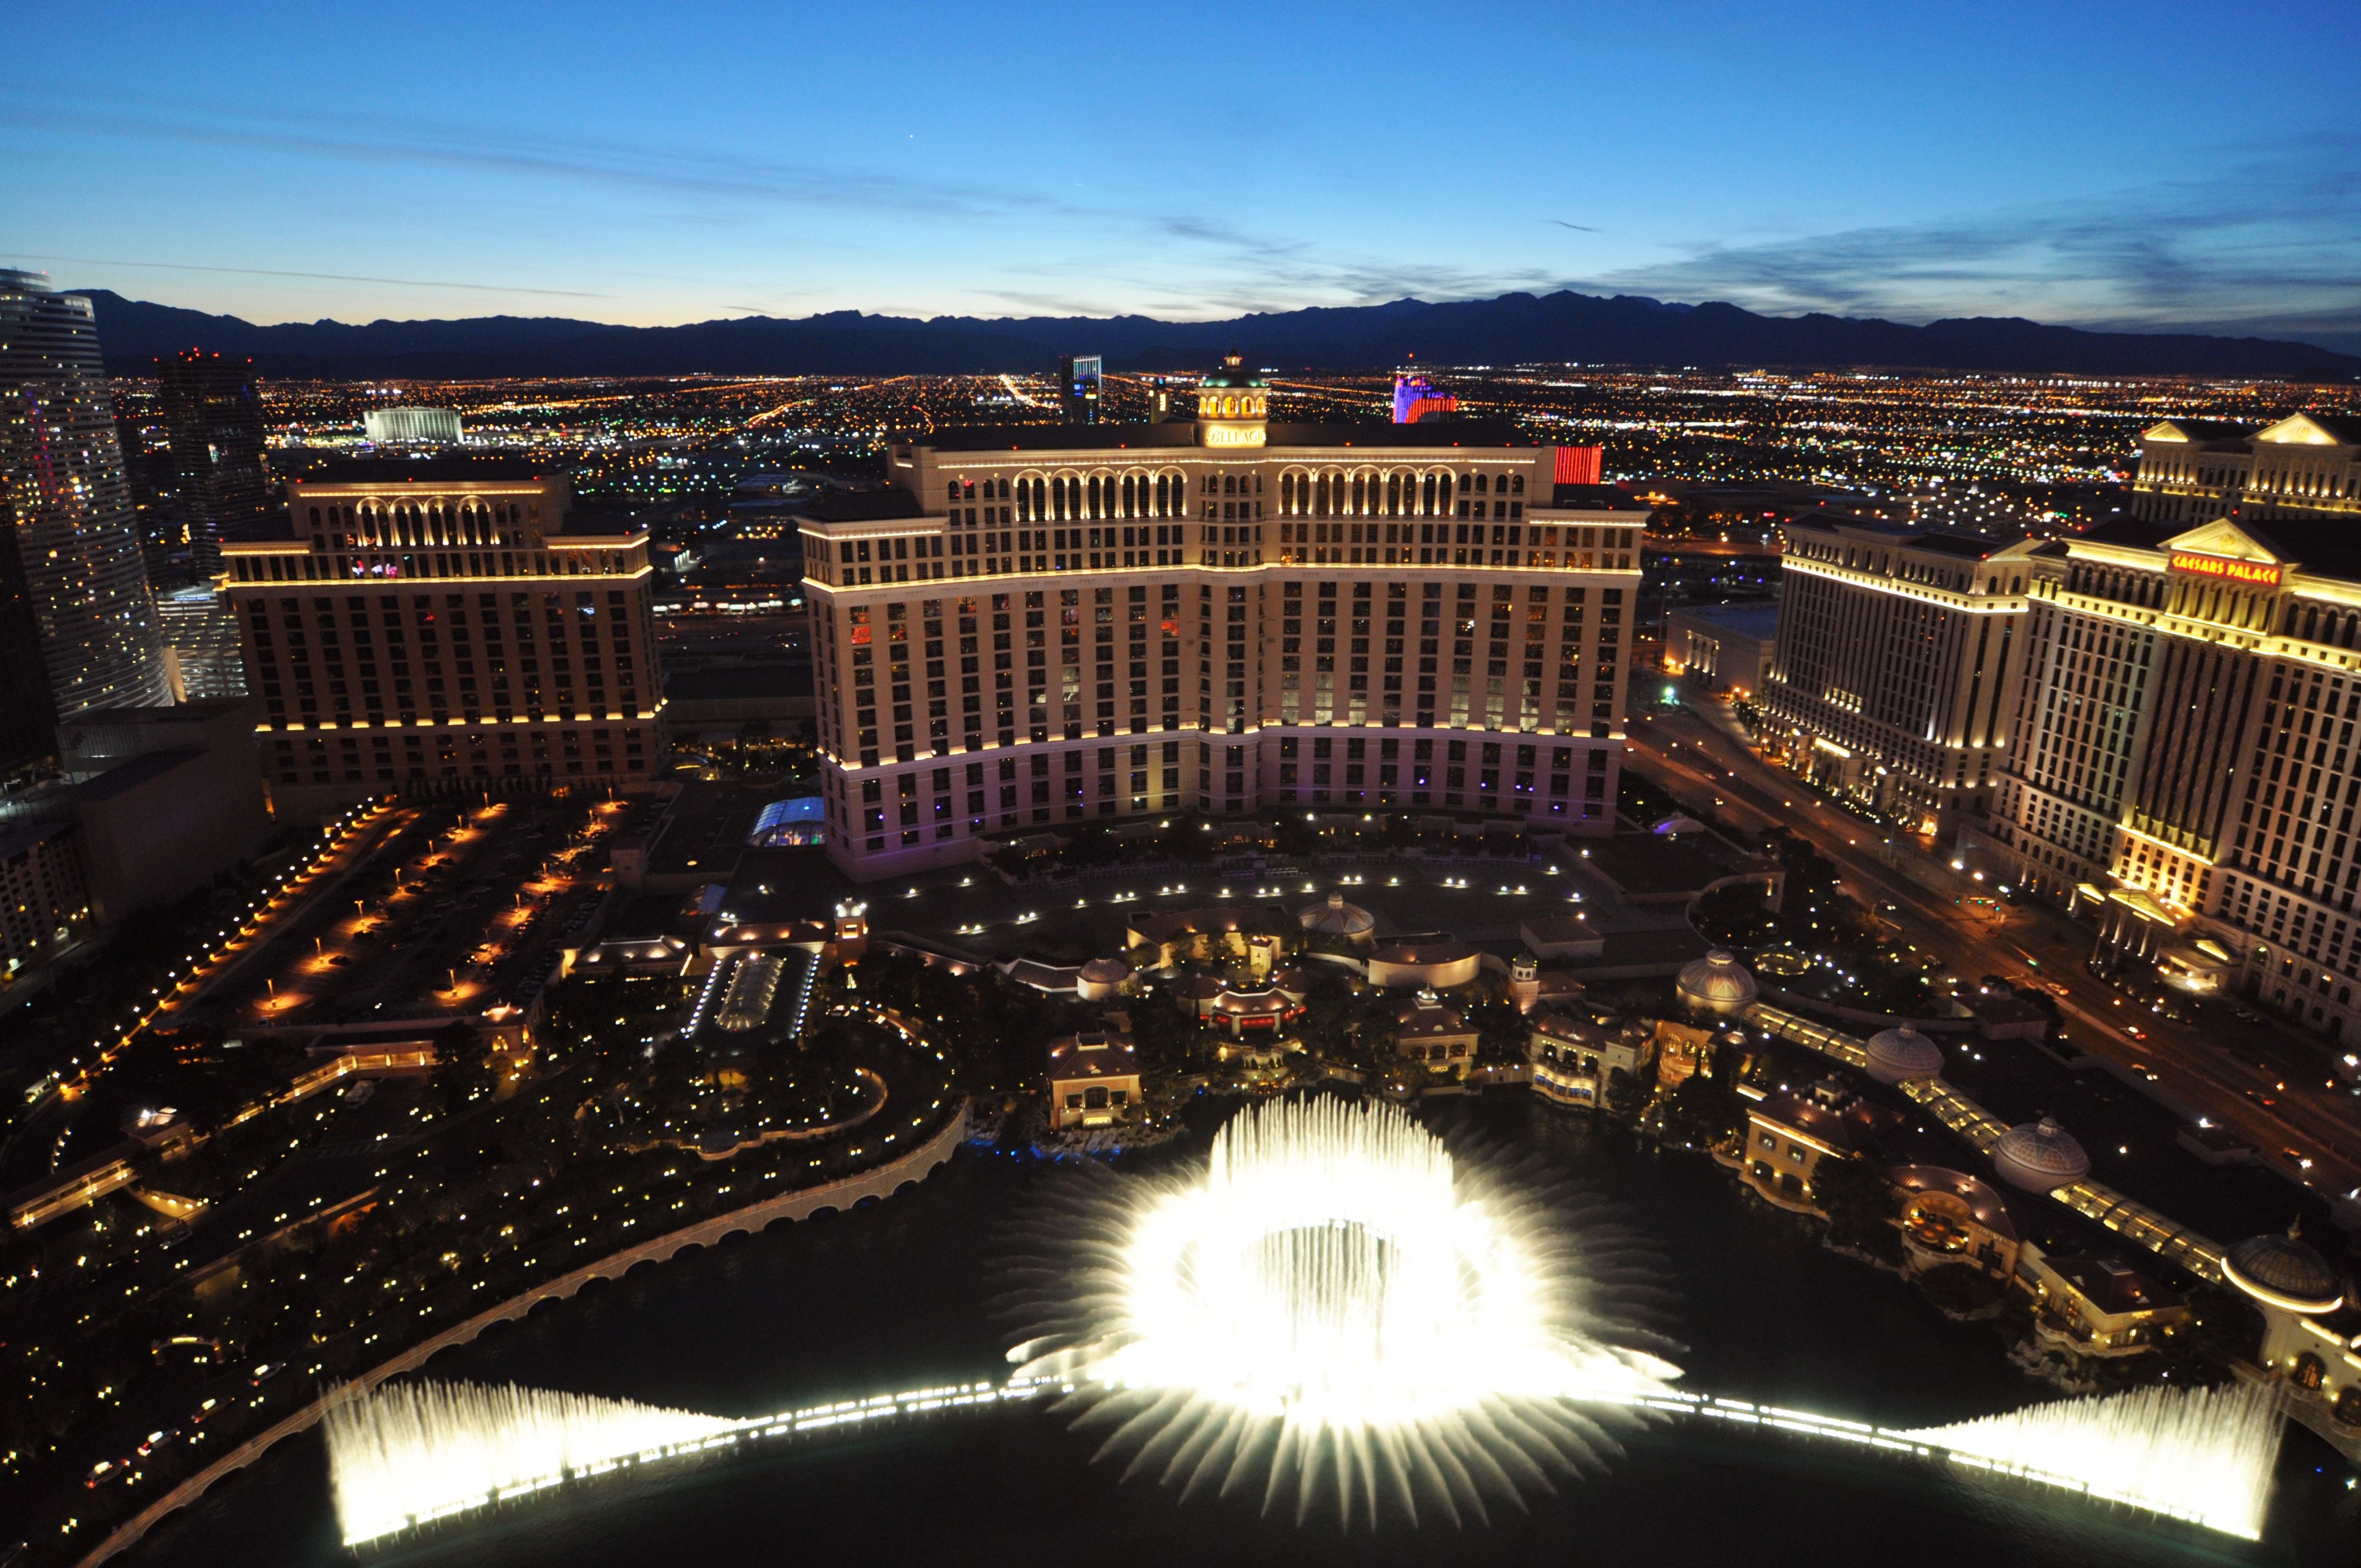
[5,0,2357,346]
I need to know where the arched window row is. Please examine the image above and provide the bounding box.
[1277,468,1497,519]
[1198,391,1269,420]
[2288,601,2361,649]
[305,500,530,549]
[1009,469,1190,523]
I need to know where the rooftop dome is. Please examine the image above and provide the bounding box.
[1864,1026,1945,1086]
[1201,351,1265,390]
[2223,1227,2347,1315]
[1298,890,1376,939]
[1675,950,1758,1016]
[1991,1115,2091,1193]
[1078,958,1129,983]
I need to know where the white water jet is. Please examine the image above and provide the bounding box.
[1900,1381,2283,1539]
[310,1099,2289,1547]
[1003,1096,1686,1527]
[324,1380,735,1544]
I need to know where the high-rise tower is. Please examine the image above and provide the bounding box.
[1059,355,1102,424]
[0,270,171,716]
[797,353,1646,881]
[158,348,271,576]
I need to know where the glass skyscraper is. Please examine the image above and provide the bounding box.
[0,270,171,717]
[158,347,272,578]
[1058,354,1102,424]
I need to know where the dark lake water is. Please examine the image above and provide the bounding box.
[135,1096,2358,1567]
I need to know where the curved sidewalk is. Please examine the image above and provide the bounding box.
[73,1101,970,1568]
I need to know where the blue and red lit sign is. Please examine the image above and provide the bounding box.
[1391,374,1457,424]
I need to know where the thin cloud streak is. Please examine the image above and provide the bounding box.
[11,84,2353,341]
[6,85,1582,322]
[3,254,610,299]
[0,90,1074,227]
[1576,142,2361,333]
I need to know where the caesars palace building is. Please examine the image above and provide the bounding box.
[1990,412,2361,1037]
[796,358,1648,880]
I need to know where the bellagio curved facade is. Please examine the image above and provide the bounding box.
[0,271,171,716]
[797,368,1646,880]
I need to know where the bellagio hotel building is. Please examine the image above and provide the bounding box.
[798,358,1647,880]
[221,458,661,818]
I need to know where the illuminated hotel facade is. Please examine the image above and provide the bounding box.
[1759,514,2034,830]
[1,270,173,721]
[2129,412,2361,527]
[1991,508,2361,1039]
[796,360,1645,880]
[221,458,662,818]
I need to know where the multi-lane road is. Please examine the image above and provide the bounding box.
[1625,700,2361,1199]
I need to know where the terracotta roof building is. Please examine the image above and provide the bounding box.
[1395,992,1478,1080]
[2015,1242,2189,1358]
[1046,1027,1142,1130]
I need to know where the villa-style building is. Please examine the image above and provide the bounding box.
[1506,954,1584,1014]
[1395,992,1478,1080]
[1742,1085,1889,1213]
[1177,969,1310,1036]
[1527,1012,1654,1112]
[2015,1242,2190,1358]
[1519,912,1604,961]
[1651,1019,1721,1093]
[1126,905,1292,973]
[1046,1026,1141,1130]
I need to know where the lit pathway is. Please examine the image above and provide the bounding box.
[1747,1001,2228,1281]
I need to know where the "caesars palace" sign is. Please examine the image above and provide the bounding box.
[2169,551,2282,587]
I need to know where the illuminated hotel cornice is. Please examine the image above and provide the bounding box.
[1779,551,2027,615]
[221,462,663,808]
[2049,536,2361,677]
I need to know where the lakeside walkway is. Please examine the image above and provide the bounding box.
[1748,1000,2227,1281]
[72,1101,970,1568]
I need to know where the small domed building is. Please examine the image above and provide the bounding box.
[1676,950,1758,1017]
[1863,1026,1944,1086]
[1991,1115,2092,1194]
[1076,957,1130,1002]
[2224,1227,2348,1316]
[2222,1225,2358,1424]
[1297,890,1377,950]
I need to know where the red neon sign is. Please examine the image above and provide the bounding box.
[2169,552,2280,587]
[1554,446,1603,485]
